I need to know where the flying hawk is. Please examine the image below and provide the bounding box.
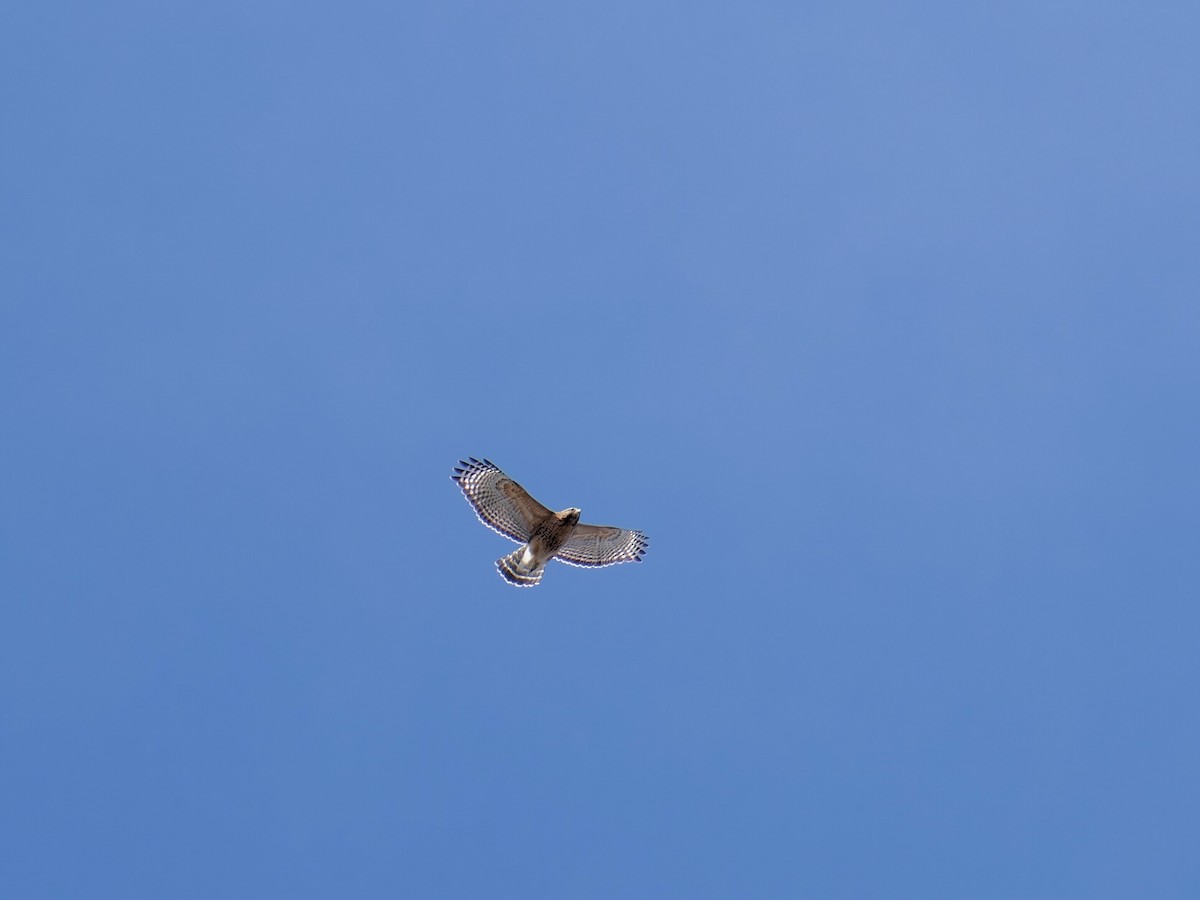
[451,458,648,587]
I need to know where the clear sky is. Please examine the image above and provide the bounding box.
[3,2,1198,897]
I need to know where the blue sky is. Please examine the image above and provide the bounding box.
[3,2,1198,897]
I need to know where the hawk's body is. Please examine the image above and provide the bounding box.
[451,458,648,587]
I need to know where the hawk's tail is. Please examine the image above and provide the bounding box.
[496,549,544,587]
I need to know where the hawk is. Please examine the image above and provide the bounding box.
[451,458,648,587]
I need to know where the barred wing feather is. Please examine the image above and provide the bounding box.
[556,524,648,568]
[451,458,550,544]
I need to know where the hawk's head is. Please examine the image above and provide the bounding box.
[557,507,582,526]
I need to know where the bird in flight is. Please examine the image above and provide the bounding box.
[451,458,648,587]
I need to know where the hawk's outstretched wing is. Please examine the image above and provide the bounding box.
[555,524,648,568]
[451,458,551,544]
